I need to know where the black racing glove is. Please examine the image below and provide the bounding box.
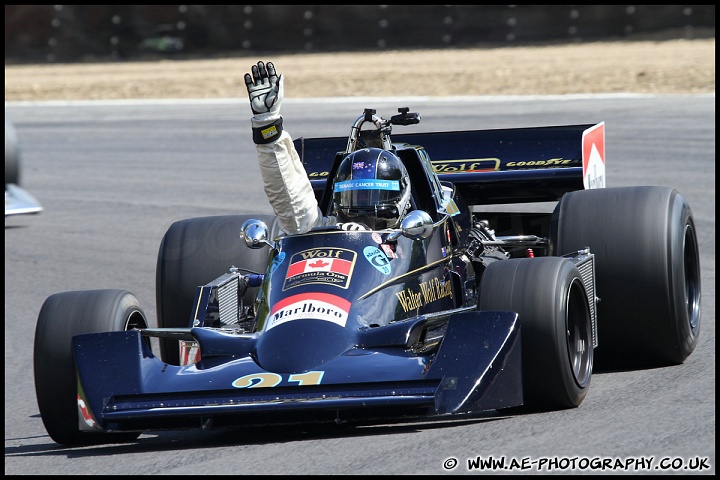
[244,61,284,144]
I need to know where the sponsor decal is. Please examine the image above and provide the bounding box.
[179,340,201,366]
[267,292,351,330]
[260,125,278,140]
[440,196,461,216]
[77,395,96,427]
[432,157,578,172]
[431,158,500,173]
[582,122,606,189]
[372,232,383,244]
[363,246,391,275]
[381,243,395,258]
[395,277,454,313]
[283,248,356,290]
[269,252,285,274]
[505,158,576,168]
[232,371,325,388]
[309,155,577,177]
[334,179,399,192]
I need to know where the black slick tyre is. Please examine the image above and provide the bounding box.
[478,257,593,411]
[156,214,278,365]
[552,186,701,369]
[33,289,148,445]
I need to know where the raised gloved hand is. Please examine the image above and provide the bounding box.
[244,61,284,144]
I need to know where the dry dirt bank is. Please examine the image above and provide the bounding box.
[4,38,715,101]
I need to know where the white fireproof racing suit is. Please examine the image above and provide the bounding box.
[255,130,337,236]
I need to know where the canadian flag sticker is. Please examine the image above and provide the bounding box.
[582,122,606,189]
[283,248,356,290]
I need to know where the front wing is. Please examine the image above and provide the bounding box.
[5,183,43,216]
[73,311,522,432]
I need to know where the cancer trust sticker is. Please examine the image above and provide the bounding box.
[267,293,351,331]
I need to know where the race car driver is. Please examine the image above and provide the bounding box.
[243,60,413,235]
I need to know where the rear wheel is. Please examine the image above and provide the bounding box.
[552,186,701,369]
[156,214,278,364]
[33,289,148,445]
[478,257,593,410]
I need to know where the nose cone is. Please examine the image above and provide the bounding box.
[254,320,355,373]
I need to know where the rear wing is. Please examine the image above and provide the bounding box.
[294,122,605,206]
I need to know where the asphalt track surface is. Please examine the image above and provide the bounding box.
[5,94,715,475]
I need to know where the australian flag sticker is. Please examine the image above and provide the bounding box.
[283,248,356,290]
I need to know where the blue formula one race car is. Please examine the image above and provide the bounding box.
[6,116,43,217]
[34,107,701,445]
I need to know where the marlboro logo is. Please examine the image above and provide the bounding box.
[267,293,351,330]
[582,122,606,189]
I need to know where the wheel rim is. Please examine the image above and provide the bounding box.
[124,309,148,330]
[683,224,701,330]
[566,278,592,388]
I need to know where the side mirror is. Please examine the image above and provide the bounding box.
[240,219,275,249]
[387,210,435,242]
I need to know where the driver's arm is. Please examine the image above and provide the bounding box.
[244,60,333,235]
[256,131,325,235]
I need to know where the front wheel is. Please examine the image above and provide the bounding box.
[478,257,593,411]
[33,289,148,445]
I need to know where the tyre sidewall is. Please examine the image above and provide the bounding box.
[156,214,278,364]
[478,258,592,410]
[667,193,701,362]
[552,186,701,367]
[33,289,146,445]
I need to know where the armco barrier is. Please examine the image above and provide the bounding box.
[5,5,715,64]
